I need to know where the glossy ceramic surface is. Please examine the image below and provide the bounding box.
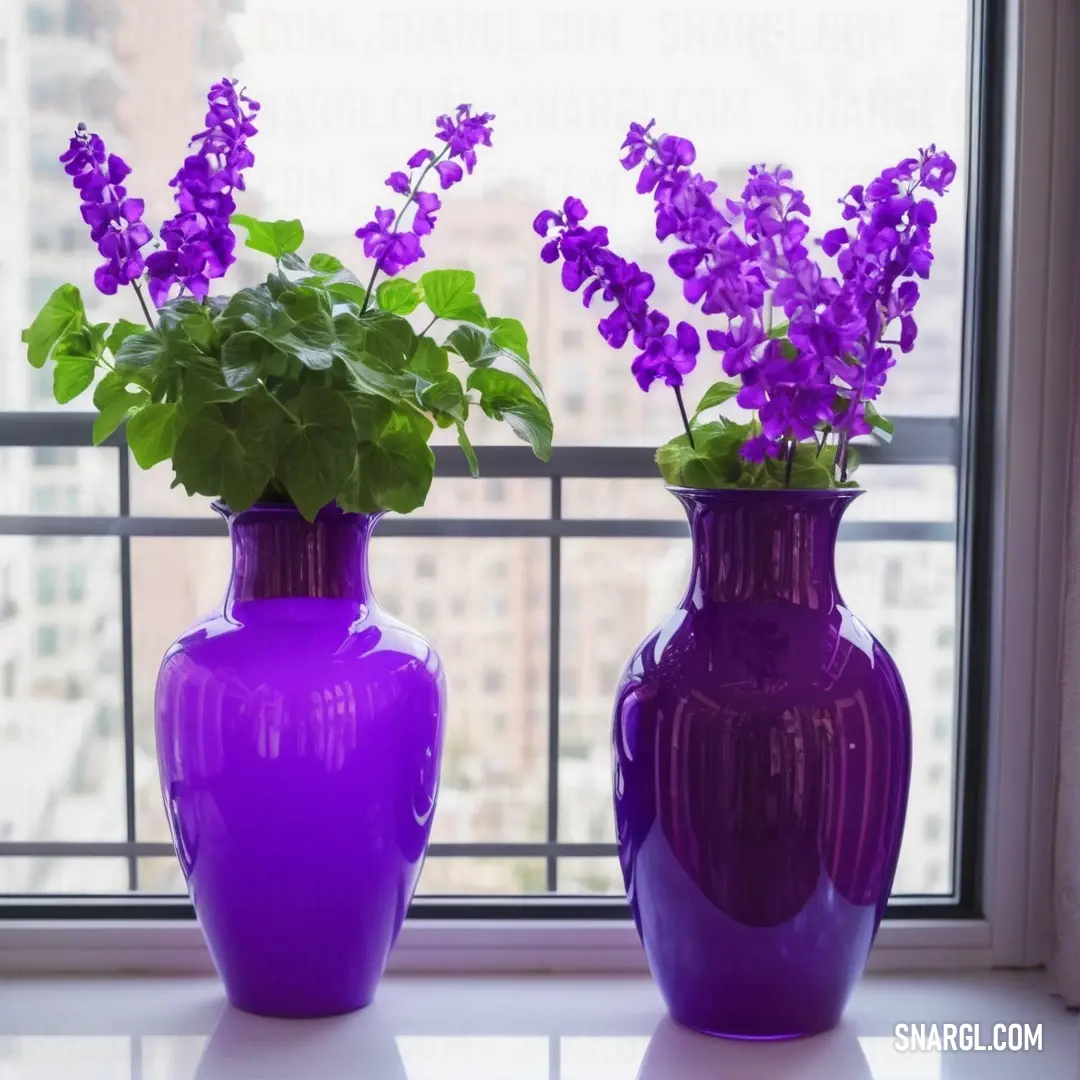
[613,488,912,1039]
[155,503,445,1018]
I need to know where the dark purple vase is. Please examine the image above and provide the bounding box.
[613,488,911,1039]
[155,503,444,1018]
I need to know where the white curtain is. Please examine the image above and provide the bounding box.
[1055,409,1080,1008]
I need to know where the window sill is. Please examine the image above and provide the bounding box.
[0,969,1074,1079]
[0,917,993,976]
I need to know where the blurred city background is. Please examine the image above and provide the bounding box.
[0,0,967,897]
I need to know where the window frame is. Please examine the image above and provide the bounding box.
[0,0,1070,974]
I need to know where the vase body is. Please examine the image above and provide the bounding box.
[155,503,444,1018]
[613,488,911,1039]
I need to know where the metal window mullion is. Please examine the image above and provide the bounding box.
[118,447,138,893]
[546,477,562,893]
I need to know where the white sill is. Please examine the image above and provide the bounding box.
[0,970,1074,1079]
[0,917,994,976]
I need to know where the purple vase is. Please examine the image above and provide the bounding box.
[613,488,911,1039]
[155,502,445,1018]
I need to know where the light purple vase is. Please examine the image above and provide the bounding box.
[613,488,912,1039]
[155,502,445,1018]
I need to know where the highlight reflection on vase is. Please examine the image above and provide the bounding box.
[614,489,911,1039]
[156,503,445,1018]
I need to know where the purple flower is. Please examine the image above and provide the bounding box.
[356,105,495,280]
[539,124,956,475]
[534,197,687,389]
[59,126,153,296]
[411,191,440,237]
[146,78,259,306]
[434,104,495,173]
[435,161,463,190]
[355,207,424,276]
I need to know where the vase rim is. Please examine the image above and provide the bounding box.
[211,500,385,524]
[665,485,863,502]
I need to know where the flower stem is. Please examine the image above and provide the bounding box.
[419,314,439,338]
[673,384,695,449]
[360,146,452,315]
[132,281,155,329]
[784,437,794,487]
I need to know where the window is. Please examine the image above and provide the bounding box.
[32,447,78,467]
[35,625,59,658]
[0,0,1035,946]
[35,567,58,605]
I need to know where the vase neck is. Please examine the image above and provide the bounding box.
[221,504,379,607]
[675,490,856,608]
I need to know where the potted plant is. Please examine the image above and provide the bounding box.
[536,120,955,1038]
[24,81,552,1018]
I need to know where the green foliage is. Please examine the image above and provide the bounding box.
[232,215,305,258]
[22,217,553,520]
[691,379,741,420]
[656,418,862,491]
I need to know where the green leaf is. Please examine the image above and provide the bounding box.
[114,330,167,372]
[466,367,553,461]
[231,214,305,258]
[106,319,145,356]
[419,269,488,325]
[444,324,486,364]
[455,421,479,478]
[409,336,450,378]
[310,253,344,274]
[326,282,369,308]
[691,380,741,419]
[178,365,244,412]
[417,371,468,423]
[340,410,435,515]
[766,321,791,339]
[22,284,86,368]
[655,422,747,488]
[220,331,284,391]
[126,403,182,469]
[488,317,530,363]
[338,310,416,372]
[376,277,423,315]
[172,398,283,511]
[276,385,357,520]
[865,403,894,442]
[92,376,150,446]
[53,359,97,404]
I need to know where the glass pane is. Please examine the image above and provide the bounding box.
[0,536,124,843]
[138,857,185,895]
[0,858,127,894]
[0,448,118,515]
[560,537,959,896]
[230,0,967,443]
[557,858,622,897]
[130,537,232,843]
[417,857,546,896]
